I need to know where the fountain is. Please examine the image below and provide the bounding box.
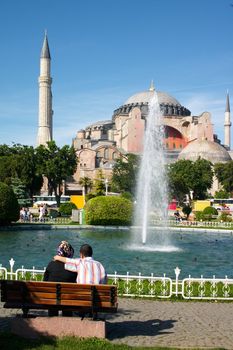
[133,88,170,247]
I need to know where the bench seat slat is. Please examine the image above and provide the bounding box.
[3,292,117,302]
[0,280,118,316]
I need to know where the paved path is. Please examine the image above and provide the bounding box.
[1,298,233,349]
[107,299,233,349]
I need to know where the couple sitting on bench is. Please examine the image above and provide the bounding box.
[43,241,107,316]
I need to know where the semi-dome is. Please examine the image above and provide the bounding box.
[124,90,181,106]
[178,139,231,163]
[86,120,113,129]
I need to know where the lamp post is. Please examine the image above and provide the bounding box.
[105,178,109,196]
[190,190,194,201]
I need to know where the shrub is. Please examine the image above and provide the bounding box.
[85,196,133,225]
[59,202,77,216]
[120,192,133,201]
[48,208,61,218]
[194,211,204,221]
[202,206,218,221]
[85,192,97,202]
[219,212,232,222]
[0,182,19,225]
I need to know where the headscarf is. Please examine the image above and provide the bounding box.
[57,241,74,258]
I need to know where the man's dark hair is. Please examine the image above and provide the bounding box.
[80,244,93,257]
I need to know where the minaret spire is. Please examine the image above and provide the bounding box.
[224,90,231,149]
[37,32,53,146]
[41,31,51,59]
[226,90,230,113]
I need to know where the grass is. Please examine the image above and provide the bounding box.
[0,333,226,350]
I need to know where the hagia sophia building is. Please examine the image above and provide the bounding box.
[37,34,232,195]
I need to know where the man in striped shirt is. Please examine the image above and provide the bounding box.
[54,243,107,284]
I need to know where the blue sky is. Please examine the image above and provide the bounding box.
[0,0,233,146]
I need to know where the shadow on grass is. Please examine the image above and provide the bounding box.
[0,331,57,350]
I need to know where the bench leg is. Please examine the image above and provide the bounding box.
[22,307,29,318]
[62,310,73,317]
[48,309,59,317]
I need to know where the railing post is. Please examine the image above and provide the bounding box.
[174,266,181,297]
[114,271,117,284]
[9,258,15,280]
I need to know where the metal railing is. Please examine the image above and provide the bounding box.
[151,219,233,228]
[17,217,72,224]
[1,258,233,300]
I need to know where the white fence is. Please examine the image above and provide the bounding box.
[152,219,233,228]
[1,259,233,301]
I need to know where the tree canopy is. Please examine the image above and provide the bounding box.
[0,182,19,225]
[167,158,213,203]
[0,144,43,197]
[111,153,139,195]
[36,141,77,206]
[214,161,233,194]
[78,176,93,195]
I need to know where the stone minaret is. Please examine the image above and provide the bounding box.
[224,91,231,149]
[37,33,53,146]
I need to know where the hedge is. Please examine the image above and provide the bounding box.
[59,202,77,216]
[0,182,19,225]
[85,196,133,225]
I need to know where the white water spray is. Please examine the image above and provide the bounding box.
[134,90,168,245]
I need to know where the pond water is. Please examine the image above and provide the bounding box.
[0,228,233,278]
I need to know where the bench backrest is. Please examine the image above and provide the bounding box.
[0,280,117,312]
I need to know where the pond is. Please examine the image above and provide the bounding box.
[0,228,233,278]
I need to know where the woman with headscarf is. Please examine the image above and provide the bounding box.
[43,241,77,283]
[43,241,77,316]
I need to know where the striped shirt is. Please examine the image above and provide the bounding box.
[65,257,107,284]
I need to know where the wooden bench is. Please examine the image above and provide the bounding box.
[0,280,118,319]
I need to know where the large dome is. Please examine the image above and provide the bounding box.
[113,86,191,118]
[178,139,231,163]
[124,90,181,106]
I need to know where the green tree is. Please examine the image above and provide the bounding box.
[111,154,139,195]
[167,158,213,203]
[0,182,19,225]
[92,170,105,196]
[78,176,93,195]
[214,190,230,199]
[0,155,13,184]
[36,141,77,206]
[15,145,43,197]
[11,177,31,207]
[167,159,194,203]
[192,158,213,199]
[0,144,43,197]
[214,161,233,194]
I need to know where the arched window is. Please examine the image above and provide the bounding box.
[104,148,109,159]
[112,152,117,160]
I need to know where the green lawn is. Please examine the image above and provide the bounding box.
[0,333,226,350]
